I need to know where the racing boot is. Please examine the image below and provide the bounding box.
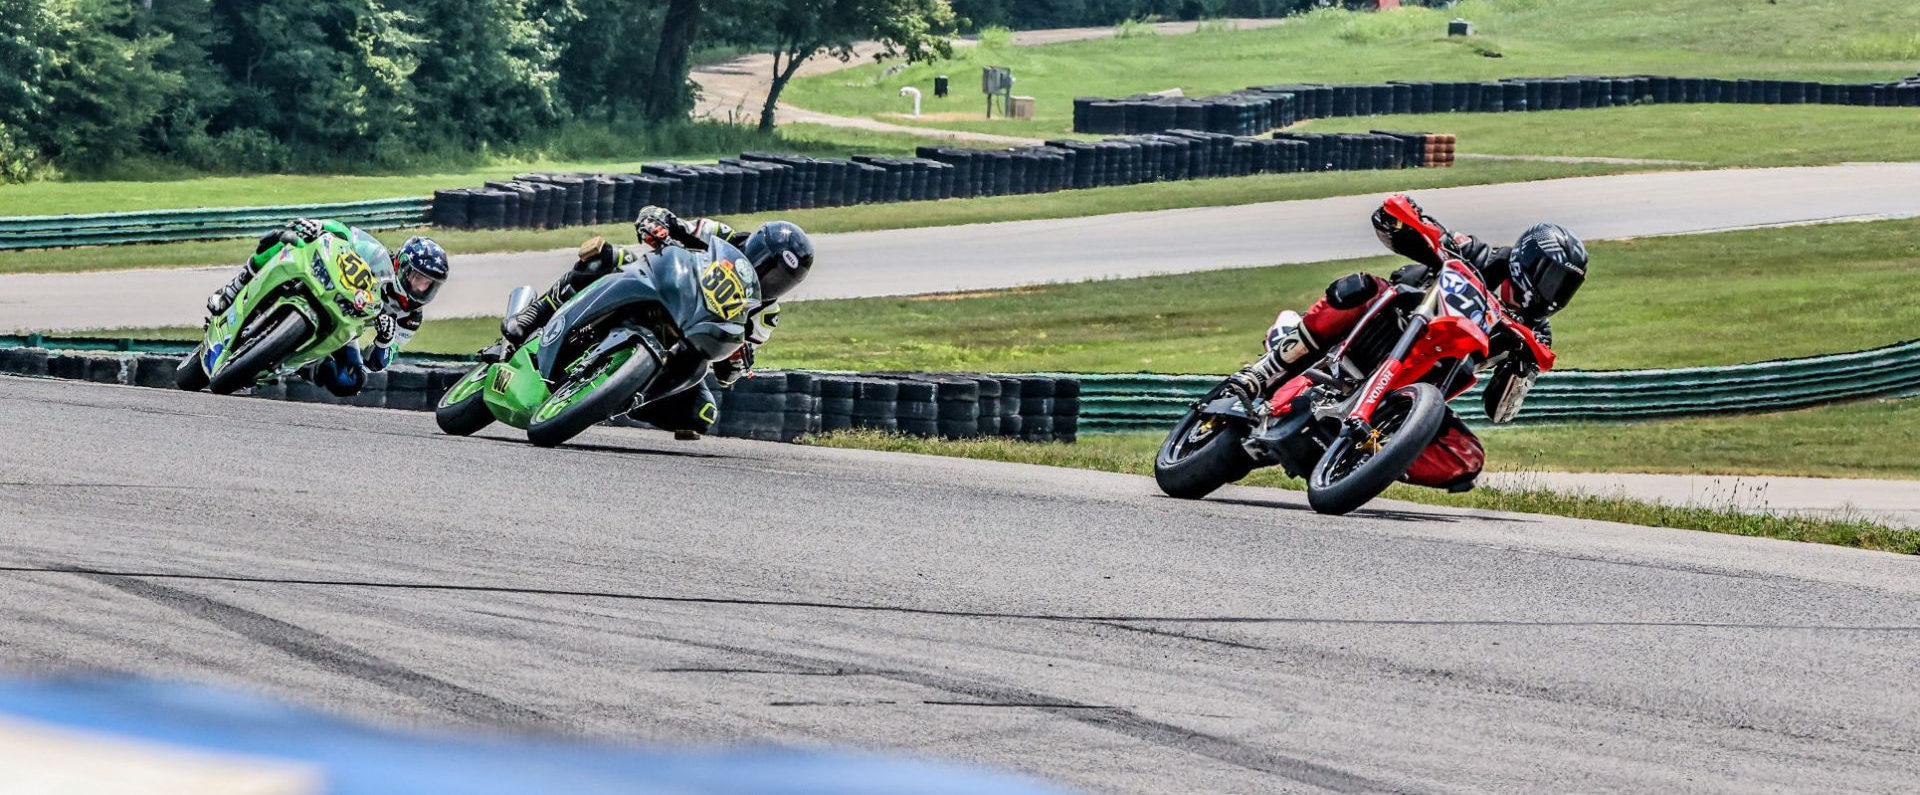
[498,296,557,351]
[206,266,257,316]
[1224,323,1321,409]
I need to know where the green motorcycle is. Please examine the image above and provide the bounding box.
[175,232,385,395]
[435,243,759,448]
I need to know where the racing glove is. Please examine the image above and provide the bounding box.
[635,206,680,249]
[373,314,396,347]
[287,218,323,243]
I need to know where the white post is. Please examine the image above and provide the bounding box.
[899,87,923,118]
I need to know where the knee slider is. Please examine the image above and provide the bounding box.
[1326,273,1381,310]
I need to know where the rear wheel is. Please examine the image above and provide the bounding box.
[526,345,660,448]
[1154,395,1256,499]
[434,364,497,436]
[174,345,209,392]
[207,312,312,395]
[1306,383,1445,516]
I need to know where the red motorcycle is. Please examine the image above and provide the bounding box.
[1154,196,1556,515]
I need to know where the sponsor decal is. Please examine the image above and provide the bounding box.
[204,342,224,370]
[490,367,514,394]
[781,250,801,270]
[699,260,749,321]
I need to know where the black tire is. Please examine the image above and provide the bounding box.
[434,365,496,436]
[1154,400,1256,500]
[174,346,209,392]
[1306,383,1445,516]
[526,346,660,448]
[207,312,312,396]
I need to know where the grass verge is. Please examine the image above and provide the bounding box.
[1301,104,1920,167]
[806,429,1920,555]
[0,158,1632,275]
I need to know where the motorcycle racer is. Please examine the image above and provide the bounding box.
[204,219,449,396]
[492,206,815,439]
[1220,194,1588,489]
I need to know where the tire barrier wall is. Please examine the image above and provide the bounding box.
[0,197,432,252]
[1073,74,1920,136]
[431,131,1443,232]
[0,345,1080,444]
[1072,338,1920,432]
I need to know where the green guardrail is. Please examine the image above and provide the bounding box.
[1067,338,1920,433]
[0,334,476,367]
[0,197,432,251]
[7,336,1919,430]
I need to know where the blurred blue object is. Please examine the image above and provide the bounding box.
[0,677,1069,795]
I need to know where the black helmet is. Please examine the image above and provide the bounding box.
[1502,223,1587,323]
[394,236,449,306]
[740,221,813,302]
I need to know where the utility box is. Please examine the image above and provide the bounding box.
[1010,96,1036,120]
[982,66,1015,118]
[934,75,950,98]
[1448,18,1473,36]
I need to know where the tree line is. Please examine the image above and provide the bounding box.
[0,0,1303,182]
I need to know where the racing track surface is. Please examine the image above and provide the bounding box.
[8,162,1920,332]
[5,377,1920,792]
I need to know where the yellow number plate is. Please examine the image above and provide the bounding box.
[698,260,748,322]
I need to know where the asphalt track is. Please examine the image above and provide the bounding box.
[7,162,1920,332]
[4,375,1919,793]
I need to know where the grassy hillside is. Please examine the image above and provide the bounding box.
[788,0,1920,141]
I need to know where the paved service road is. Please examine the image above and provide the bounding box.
[4,376,1919,793]
[6,163,1920,333]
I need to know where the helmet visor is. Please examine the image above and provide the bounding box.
[1528,260,1585,317]
[403,268,444,304]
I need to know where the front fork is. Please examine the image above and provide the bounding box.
[1339,313,1429,440]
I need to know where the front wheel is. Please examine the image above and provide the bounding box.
[1306,383,1446,516]
[526,345,661,448]
[1154,397,1256,499]
[434,364,497,436]
[207,312,313,395]
[174,346,209,392]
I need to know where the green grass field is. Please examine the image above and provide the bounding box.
[0,158,1630,275]
[0,124,955,219]
[788,0,1920,161]
[1301,104,1920,167]
[758,216,1920,373]
[82,214,1907,372]
[807,425,1920,553]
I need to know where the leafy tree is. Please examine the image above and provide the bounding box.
[208,0,420,159]
[21,0,181,162]
[645,0,703,120]
[732,0,958,131]
[544,0,665,122]
[401,0,563,143]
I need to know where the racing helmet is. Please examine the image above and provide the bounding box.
[739,221,814,302]
[1501,223,1587,324]
[394,236,450,306]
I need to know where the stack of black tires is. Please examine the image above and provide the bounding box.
[1072,74,1920,136]
[670,371,1079,444]
[429,128,1443,231]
